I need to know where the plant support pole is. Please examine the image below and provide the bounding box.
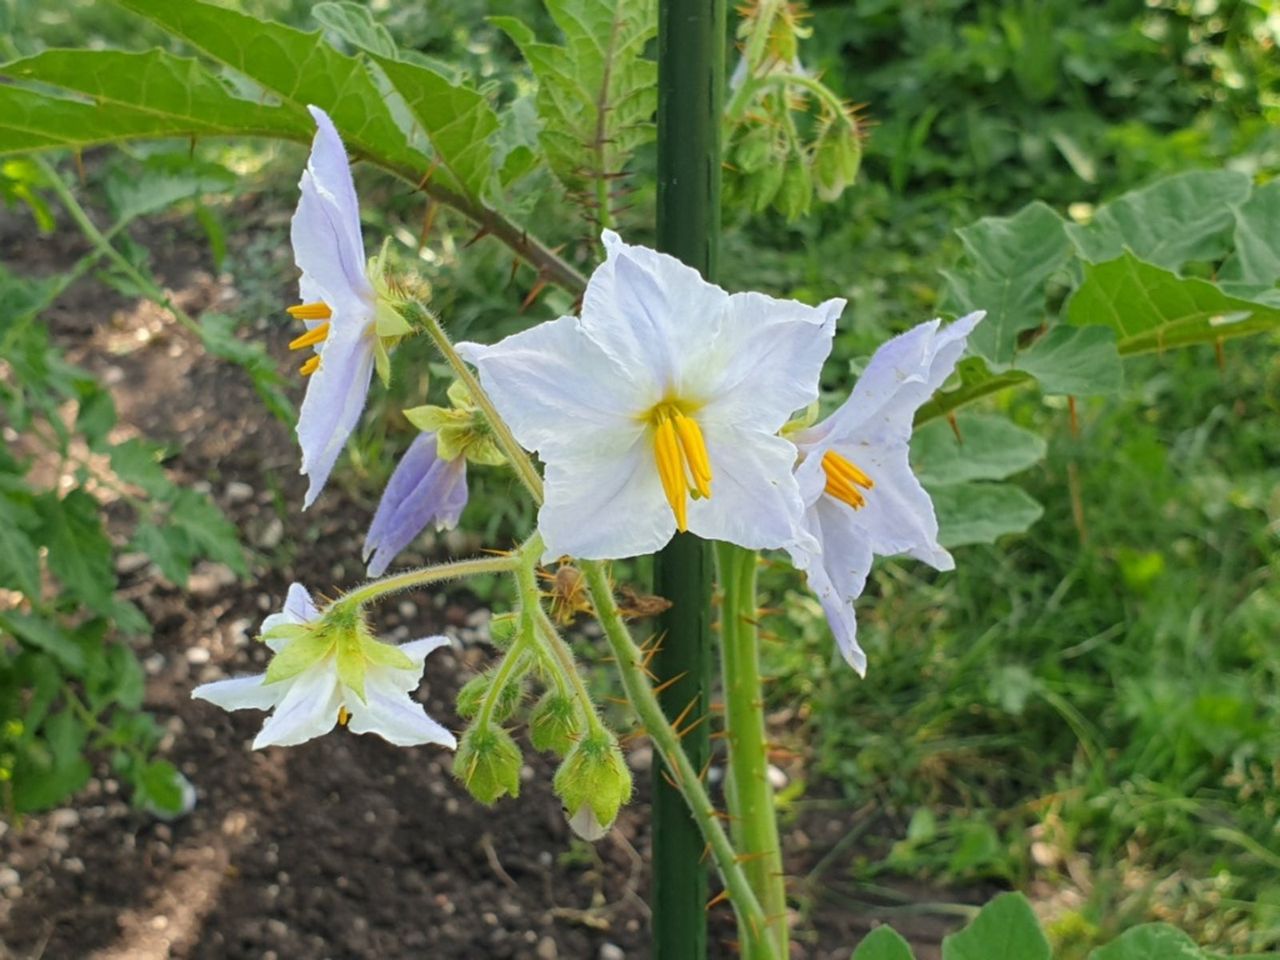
[653,1,724,957]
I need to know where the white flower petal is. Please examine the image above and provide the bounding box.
[345,670,456,748]
[398,636,452,672]
[837,441,953,568]
[297,324,376,508]
[457,314,649,457]
[687,426,805,551]
[697,293,843,431]
[801,311,984,450]
[191,673,280,711]
[290,107,371,311]
[262,582,319,651]
[538,430,675,561]
[252,663,342,749]
[582,231,730,396]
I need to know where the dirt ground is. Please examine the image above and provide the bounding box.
[0,191,982,959]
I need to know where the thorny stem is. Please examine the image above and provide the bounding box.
[404,301,545,504]
[580,559,779,960]
[335,555,517,613]
[724,0,788,120]
[716,543,789,958]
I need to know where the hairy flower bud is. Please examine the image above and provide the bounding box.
[778,157,814,221]
[529,692,582,756]
[455,667,524,723]
[553,730,632,841]
[487,611,519,648]
[454,724,522,804]
[813,123,863,202]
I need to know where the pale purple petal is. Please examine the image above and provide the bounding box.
[364,434,469,576]
[297,324,376,508]
[345,669,456,748]
[252,663,342,749]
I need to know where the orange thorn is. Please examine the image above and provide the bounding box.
[520,279,549,313]
[947,411,963,443]
[651,671,688,697]
[706,890,731,910]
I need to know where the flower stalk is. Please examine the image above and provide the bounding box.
[716,543,789,958]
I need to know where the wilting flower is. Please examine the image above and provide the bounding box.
[192,583,455,750]
[363,432,468,577]
[458,230,844,560]
[786,312,985,675]
[287,106,410,508]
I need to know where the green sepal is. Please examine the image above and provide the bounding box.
[360,635,416,672]
[374,299,411,339]
[260,622,310,645]
[263,631,334,685]
[403,403,466,434]
[553,729,632,830]
[778,156,813,221]
[529,692,581,756]
[335,630,368,701]
[453,723,522,804]
[372,334,393,387]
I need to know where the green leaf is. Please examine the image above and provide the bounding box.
[1068,252,1280,355]
[942,201,1071,366]
[1067,170,1251,270]
[0,612,84,672]
[1221,179,1280,303]
[135,759,185,814]
[931,483,1045,548]
[199,313,294,423]
[0,49,311,154]
[912,414,1047,486]
[852,926,916,960]
[110,0,434,183]
[75,381,117,449]
[109,438,172,499]
[1089,924,1206,960]
[492,0,657,208]
[371,54,500,200]
[104,151,238,223]
[1016,325,1124,395]
[312,1,398,57]
[37,489,116,614]
[167,489,246,575]
[129,524,189,587]
[13,708,92,812]
[0,496,41,597]
[942,893,1050,960]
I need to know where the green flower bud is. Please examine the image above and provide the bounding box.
[529,692,582,756]
[455,667,524,723]
[553,729,632,842]
[488,611,519,648]
[453,724,522,805]
[750,159,785,214]
[813,124,862,202]
[777,157,813,221]
[734,126,774,175]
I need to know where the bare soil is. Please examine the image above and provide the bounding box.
[0,189,980,960]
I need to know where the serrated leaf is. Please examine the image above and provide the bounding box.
[1068,252,1280,355]
[370,54,498,200]
[0,496,41,597]
[13,708,93,812]
[942,201,1071,366]
[109,0,436,184]
[1089,924,1206,960]
[912,414,1047,486]
[1220,179,1280,303]
[129,524,190,587]
[930,483,1045,548]
[852,925,916,960]
[75,381,117,449]
[0,49,311,155]
[492,0,657,211]
[0,612,84,672]
[37,489,116,614]
[104,152,238,223]
[135,759,185,814]
[109,438,173,499]
[198,313,294,424]
[942,893,1049,960]
[1016,325,1124,395]
[166,489,246,576]
[1067,170,1251,270]
[313,1,398,57]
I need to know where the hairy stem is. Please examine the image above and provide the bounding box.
[716,543,788,958]
[580,560,778,960]
[335,555,516,612]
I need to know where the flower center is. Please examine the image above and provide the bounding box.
[286,301,333,376]
[821,450,874,510]
[649,402,712,532]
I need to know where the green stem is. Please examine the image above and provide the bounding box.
[580,560,778,960]
[335,554,516,612]
[405,301,545,505]
[716,543,789,958]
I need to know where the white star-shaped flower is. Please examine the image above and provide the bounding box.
[458,230,844,561]
[787,312,985,674]
[192,584,455,750]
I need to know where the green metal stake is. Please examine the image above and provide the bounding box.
[652,0,724,957]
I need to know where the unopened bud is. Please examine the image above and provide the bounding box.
[455,666,524,723]
[488,612,519,648]
[529,692,582,756]
[813,124,862,202]
[751,159,785,214]
[777,157,813,221]
[553,730,632,842]
[454,724,522,804]
[735,126,774,174]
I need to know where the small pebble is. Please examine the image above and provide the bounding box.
[48,808,80,831]
[766,764,788,790]
[600,944,625,960]
[186,647,211,665]
[225,481,254,504]
[537,935,558,959]
[0,868,18,889]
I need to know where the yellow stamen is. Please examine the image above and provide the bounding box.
[822,450,873,511]
[337,705,352,726]
[286,301,333,321]
[288,321,331,351]
[300,354,321,376]
[649,403,713,530]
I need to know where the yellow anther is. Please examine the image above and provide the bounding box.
[300,354,321,376]
[822,450,873,511]
[286,301,333,321]
[649,403,713,530]
[337,706,352,726]
[289,321,331,351]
